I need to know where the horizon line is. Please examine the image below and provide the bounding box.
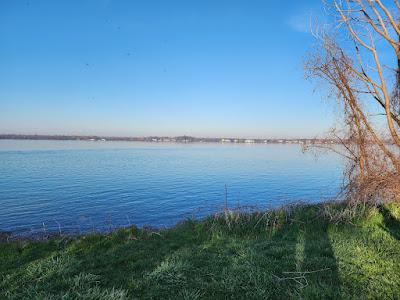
[0,133,330,141]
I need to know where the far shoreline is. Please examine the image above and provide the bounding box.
[0,134,337,145]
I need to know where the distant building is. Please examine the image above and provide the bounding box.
[245,139,255,144]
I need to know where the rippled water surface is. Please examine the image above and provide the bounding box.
[0,140,343,233]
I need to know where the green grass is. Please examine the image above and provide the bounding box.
[1,202,400,299]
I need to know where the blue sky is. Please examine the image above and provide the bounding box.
[0,0,333,138]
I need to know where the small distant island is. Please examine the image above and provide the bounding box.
[0,134,337,145]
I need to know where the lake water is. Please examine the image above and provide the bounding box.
[0,140,344,235]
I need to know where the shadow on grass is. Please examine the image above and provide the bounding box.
[277,207,342,298]
[1,207,344,299]
[71,211,343,298]
[302,219,341,297]
[379,206,400,241]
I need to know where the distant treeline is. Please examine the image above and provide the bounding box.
[0,134,340,144]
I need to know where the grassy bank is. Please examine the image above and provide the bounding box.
[1,203,400,299]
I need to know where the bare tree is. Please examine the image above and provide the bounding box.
[306,0,400,203]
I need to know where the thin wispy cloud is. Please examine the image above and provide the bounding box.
[287,13,313,34]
